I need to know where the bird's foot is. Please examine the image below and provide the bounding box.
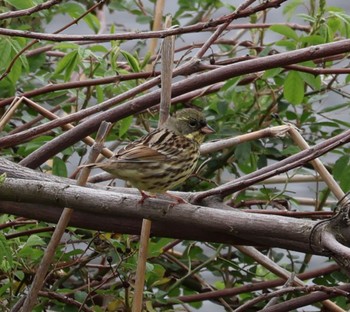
[138,190,156,205]
[165,192,188,205]
[137,191,187,206]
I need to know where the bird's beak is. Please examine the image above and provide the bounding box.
[200,124,215,134]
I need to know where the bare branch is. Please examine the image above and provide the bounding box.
[0,178,319,253]
[0,0,287,42]
[193,127,350,202]
[0,0,61,20]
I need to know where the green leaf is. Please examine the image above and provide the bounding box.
[83,13,100,33]
[0,233,13,273]
[0,173,6,184]
[140,51,152,70]
[262,67,283,79]
[333,155,350,181]
[0,77,15,97]
[0,282,11,297]
[147,263,166,286]
[222,76,241,91]
[299,71,321,91]
[18,136,53,156]
[340,173,350,193]
[119,115,133,137]
[52,50,80,81]
[0,38,12,69]
[54,43,80,51]
[284,71,304,104]
[136,15,153,24]
[235,142,251,163]
[5,0,36,9]
[7,55,22,84]
[145,301,157,312]
[74,291,88,303]
[318,102,350,113]
[61,2,85,18]
[327,118,350,128]
[281,145,300,155]
[52,156,68,177]
[121,50,140,72]
[18,247,43,259]
[299,35,325,45]
[275,39,297,50]
[282,0,303,20]
[270,25,299,41]
[8,38,29,72]
[0,37,29,84]
[96,85,104,103]
[24,235,46,247]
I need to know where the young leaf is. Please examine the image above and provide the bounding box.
[282,0,304,19]
[52,51,80,81]
[121,50,140,72]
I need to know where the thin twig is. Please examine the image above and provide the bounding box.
[0,1,288,43]
[0,0,60,20]
[235,246,344,312]
[0,0,106,81]
[288,126,345,200]
[0,72,160,108]
[0,96,25,131]
[195,0,258,59]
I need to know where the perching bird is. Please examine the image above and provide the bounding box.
[86,108,214,204]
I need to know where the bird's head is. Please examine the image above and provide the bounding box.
[164,108,214,144]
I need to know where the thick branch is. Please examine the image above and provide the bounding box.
[0,178,320,254]
[0,201,248,245]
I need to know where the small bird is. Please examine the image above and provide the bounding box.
[86,108,214,204]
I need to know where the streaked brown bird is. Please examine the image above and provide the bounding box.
[87,108,214,204]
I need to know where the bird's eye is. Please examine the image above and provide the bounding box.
[189,120,197,127]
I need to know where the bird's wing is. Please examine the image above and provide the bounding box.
[115,144,167,162]
[113,129,170,163]
[113,128,192,163]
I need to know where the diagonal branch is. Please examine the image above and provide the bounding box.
[192,127,350,203]
[0,0,61,20]
[18,39,350,168]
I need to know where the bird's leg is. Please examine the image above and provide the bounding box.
[165,192,188,205]
[138,190,156,205]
